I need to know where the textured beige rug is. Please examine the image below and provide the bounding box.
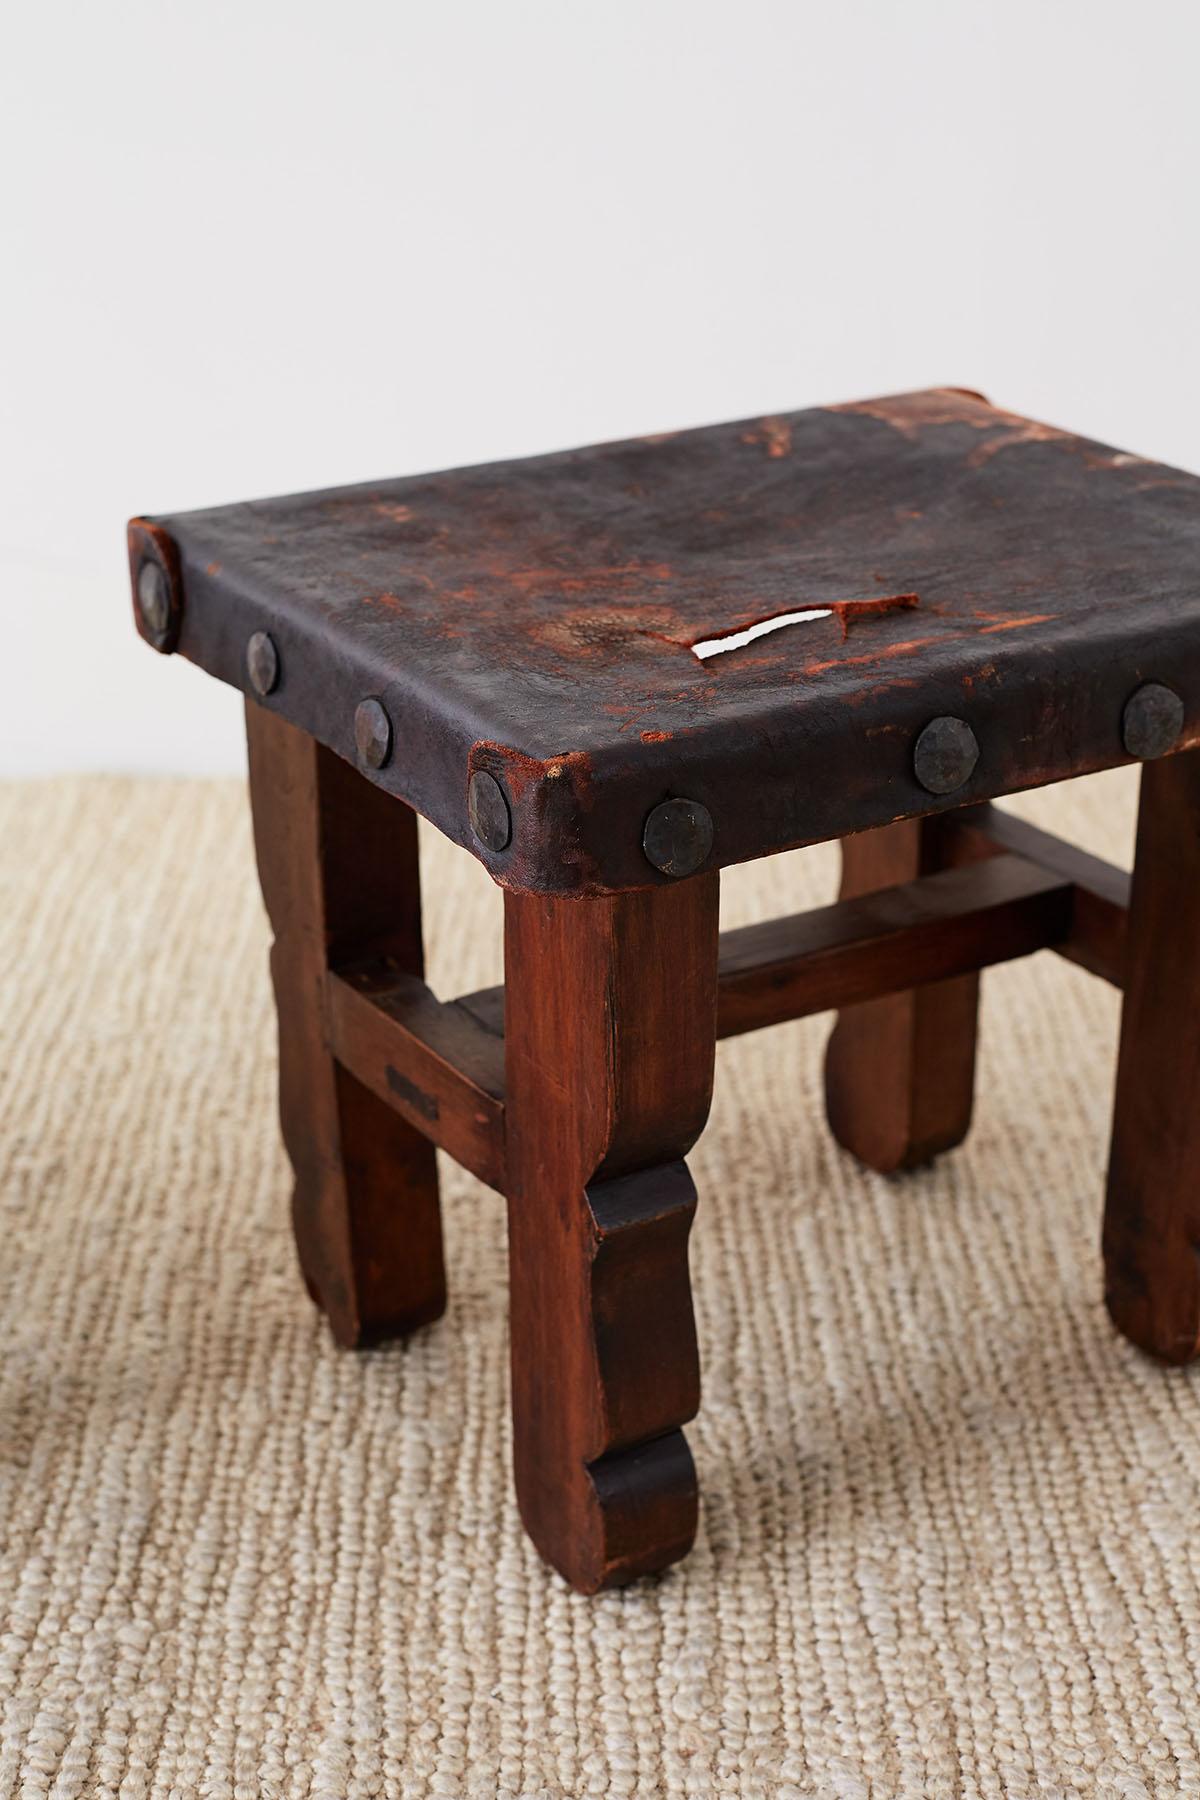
[3,769,1200,1799]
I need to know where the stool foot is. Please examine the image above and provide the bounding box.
[1105,750,1200,1364]
[504,879,719,1591]
[246,703,445,1348]
[824,818,980,1172]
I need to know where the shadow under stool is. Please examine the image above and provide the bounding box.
[128,385,1200,1592]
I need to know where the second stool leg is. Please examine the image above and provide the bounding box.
[1105,749,1200,1363]
[246,702,445,1348]
[824,817,981,1172]
[503,876,719,1592]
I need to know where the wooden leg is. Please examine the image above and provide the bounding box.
[503,875,719,1591]
[245,701,445,1347]
[1104,751,1200,1364]
[824,818,981,1172]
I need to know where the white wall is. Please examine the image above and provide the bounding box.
[4,0,1198,776]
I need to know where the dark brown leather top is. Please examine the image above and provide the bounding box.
[130,387,1200,893]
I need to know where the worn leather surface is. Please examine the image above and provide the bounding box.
[130,388,1200,893]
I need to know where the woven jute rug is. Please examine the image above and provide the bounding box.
[3,768,1199,1800]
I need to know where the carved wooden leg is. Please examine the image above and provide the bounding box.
[503,875,719,1592]
[824,818,981,1172]
[245,701,445,1347]
[1104,750,1200,1364]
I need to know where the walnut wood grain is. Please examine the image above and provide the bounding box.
[718,852,1072,1038]
[326,967,506,1192]
[823,818,985,1173]
[942,802,1130,985]
[245,701,445,1346]
[503,876,719,1592]
[448,850,1079,1059]
[1104,751,1200,1363]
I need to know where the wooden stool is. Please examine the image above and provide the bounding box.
[128,388,1200,1593]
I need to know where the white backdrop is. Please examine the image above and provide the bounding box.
[4,0,1198,775]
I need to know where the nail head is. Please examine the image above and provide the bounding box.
[913,715,979,795]
[136,559,170,641]
[643,797,714,878]
[355,697,393,769]
[468,770,512,852]
[246,631,279,696]
[1122,682,1184,761]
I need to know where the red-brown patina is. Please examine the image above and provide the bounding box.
[129,387,1200,894]
[131,389,1200,1594]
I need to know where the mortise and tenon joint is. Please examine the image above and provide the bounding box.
[128,387,1200,1591]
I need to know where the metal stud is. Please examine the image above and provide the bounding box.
[355,697,393,770]
[136,559,170,641]
[1122,682,1184,761]
[642,797,714,878]
[913,715,979,795]
[246,631,279,696]
[468,770,512,852]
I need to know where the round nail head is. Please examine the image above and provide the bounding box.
[355,697,393,769]
[913,715,979,795]
[1122,682,1184,761]
[642,797,714,878]
[246,631,279,696]
[468,770,512,853]
[137,559,170,640]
